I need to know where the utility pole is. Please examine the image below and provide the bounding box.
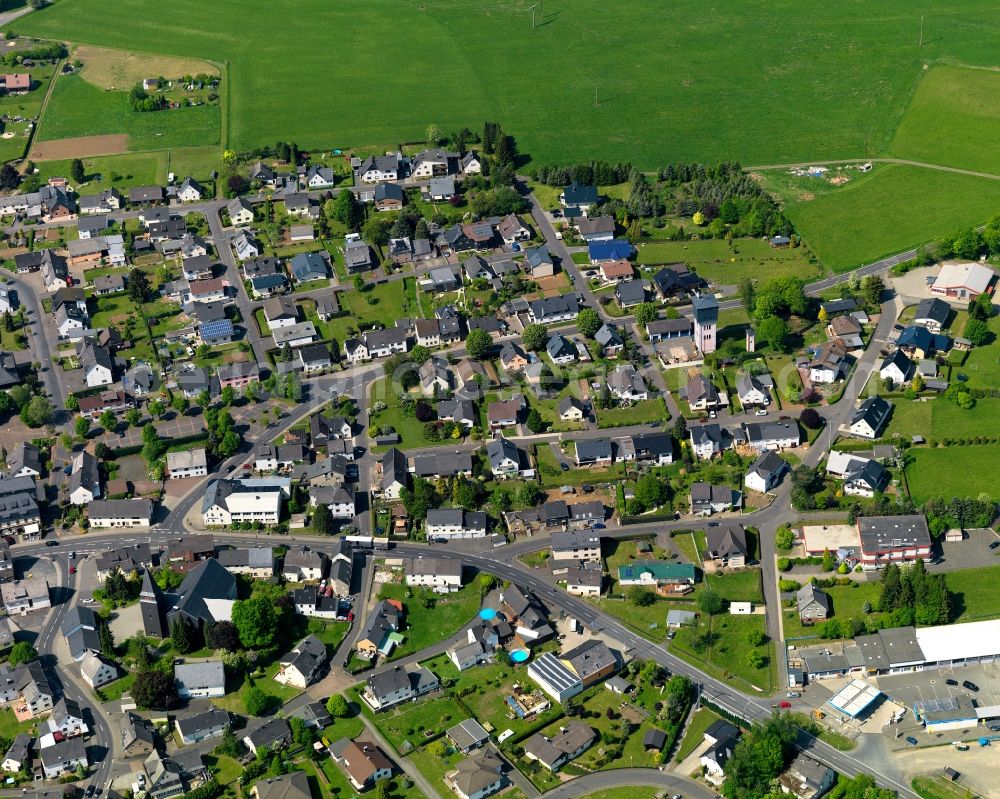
[919,15,924,47]
[594,84,599,107]
[529,1,540,28]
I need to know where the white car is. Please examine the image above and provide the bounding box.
[755,409,768,416]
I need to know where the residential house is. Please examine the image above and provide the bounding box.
[177,177,203,202]
[282,547,327,582]
[290,251,329,284]
[1,732,29,773]
[594,322,624,355]
[690,482,740,516]
[879,349,914,386]
[575,438,612,467]
[344,238,374,272]
[226,197,255,227]
[217,547,275,579]
[79,341,115,387]
[616,561,695,594]
[700,720,740,783]
[499,342,529,372]
[426,508,488,540]
[55,305,88,340]
[578,215,615,242]
[200,478,283,526]
[565,562,603,597]
[849,397,892,439]
[631,432,674,465]
[244,718,292,756]
[914,297,951,332]
[380,448,408,500]
[745,450,788,494]
[373,182,406,212]
[523,245,554,278]
[273,321,318,348]
[411,147,457,178]
[445,749,506,799]
[88,499,154,529]
[588,239,633,263]
[80,651,118,689]
[355,599,405,659]
[6,443,41,479]
[68,450,100,505]
[334,739,394,791]
[166,449,208,480]
[274,634,328,689]
[362,665,414,711]
[550,532,601,564]
[524,722,596,770]
[558,396,585,422]
[176,707,230,746]
[426,175,456,201]
[546,333,577,364]
[120,712,158,758]
[797,584,830,624]
[685,374,724,411]
[305,165,336,188]
[807,340,849,384]
[742,421,801,451]
[0,476,41,539]
[498,213,531,244]
[253,772,313,799]
[485,437,531,479]
[487,395,525,430]
[614,279,646,310]
[825,451,890,498]
[233,229,261,260]
[40,738,87,780]
[93,273,125,295]
[705,524,750,568]
[175,661,225,699]
[607,364,649,402]
[447,719,491,755]
[736,374,770,408]
[779,753,836,799]
[560,183,599,212]
[646,318,693,343]
[405,557,463,593]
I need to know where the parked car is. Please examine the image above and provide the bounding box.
[963,680,979,692]
[779,700,791,709]
[990,541,1000,550]
[786,691,801,698]
[906,736,919,746]
[755,409,768,416]
[946,679,959,686]
[45,540,59,547]
[68,566,76,575]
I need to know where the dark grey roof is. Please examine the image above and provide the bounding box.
[576,438,612,463]
[858,515,930,552]
[168,558,236,625]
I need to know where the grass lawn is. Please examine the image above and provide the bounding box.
[706,569,764,604]
[634,238,822,287]
[674,707,721,762]
[362,687,469,753]
[769,164,1000,272]
[889,65,1000,175]
[0,707,37,739]
[377,581,481,660]
[782,581,880,641]
[325,279,420,346]
[596,398,668,428]
[422,653,564,741]
[579,791,671,799]
[787,712,856,751]
[954,313,1000,390]
[203,754,243,787]
[94,672,136,702]
[906,445,1000,505]
[912,776,978,799]
[536,443,626,488]
[38,72,220,150]
[212,673,301,714]
[670,612,775,694]
[367,380,461,452]
[18,0,1000,167]
[943,564,1000,625]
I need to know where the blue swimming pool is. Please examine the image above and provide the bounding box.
[479,608,497,621]
[510,649,529,663]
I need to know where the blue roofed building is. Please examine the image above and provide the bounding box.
[198,318,235,345]
[588,239,634,263]
[249,272,289,298]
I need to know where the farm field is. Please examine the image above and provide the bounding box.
[889,65,1000,175]
[765,164,1000,272]
[29,147,219,190]
[37,73,220,151]
[14,0,1000,167]
[634,237,822,286]
[884,396,1000,442]
[906,444,1000,505]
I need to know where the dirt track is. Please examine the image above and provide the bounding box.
[30,134,128,161]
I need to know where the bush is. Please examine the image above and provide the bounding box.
[777,557,791,572]
[778,579,801,593]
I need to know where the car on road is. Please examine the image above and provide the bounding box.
[963,680,979,692]
[990,541,1000,550]
[786,691,800,698]
[69,551,75,559]
[779,415,790,420]
[45,540,59,547]
[86,787,95,798]
[946,679,959,686]
[906,736,919,746]
[779,700,791,709]
[69,566,76,575]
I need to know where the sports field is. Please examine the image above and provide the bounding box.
[14,0,1000,166]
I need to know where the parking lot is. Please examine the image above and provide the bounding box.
[875,663,1000,748]
[930,527,1000,573]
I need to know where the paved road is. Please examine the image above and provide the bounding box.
[8,274,67,414]
[539,768,715,799]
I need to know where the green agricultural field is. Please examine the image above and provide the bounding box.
[38,73,220,150]
[769,164,1000,272]
[889,65,1000,175]
[634,238,822,286]
[906,445,1000,505]
[943,564,1000,624]
[884,396,1000,442]
[16,0,1000,167]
